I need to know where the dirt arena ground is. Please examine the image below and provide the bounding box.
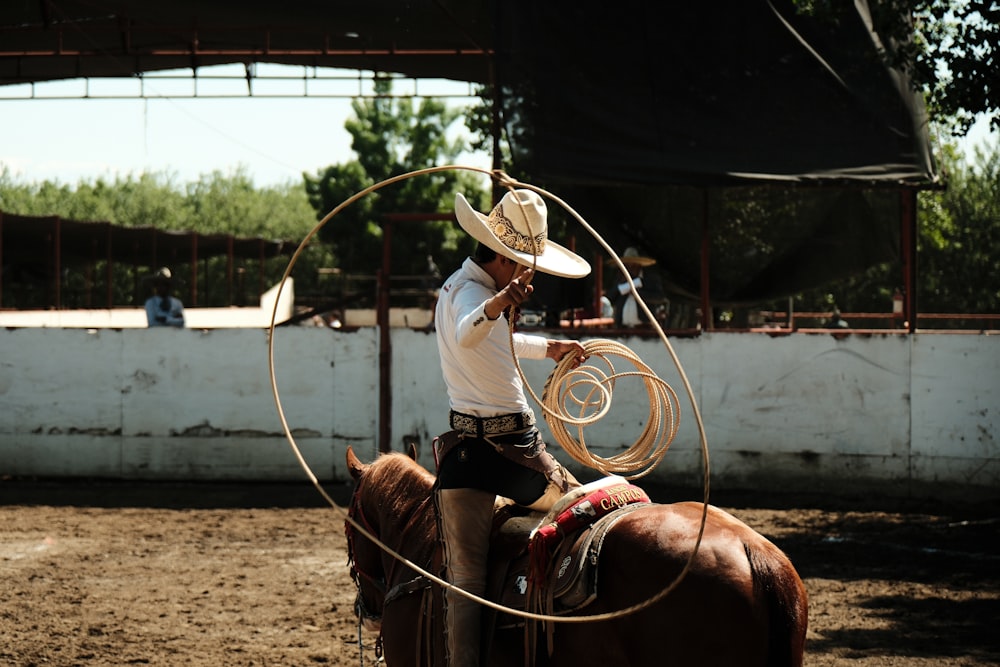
[1,478,997,667]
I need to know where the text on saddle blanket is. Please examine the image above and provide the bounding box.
[528,479,650,585]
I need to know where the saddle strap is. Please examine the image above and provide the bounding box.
[550,502,649,609]
[529,503,650,660]
[382,576,443,667]
[384,575,431,606]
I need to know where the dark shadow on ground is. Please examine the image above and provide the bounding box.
[3,476,997,517]
[0,477,354,509]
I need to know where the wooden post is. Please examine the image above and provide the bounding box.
[190,233,199,306]
[226,235,235,306]
[53,216,62,308]
[700,190,712,331]
[900,188,917,333]
[105,224,113,308]
[377,220,394,454]
[593,251,604,319]
[0,212,4,308]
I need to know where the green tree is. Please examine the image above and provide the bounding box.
[303,76,488,305]
[0,167,315,238]
[792,137,1000,320]
[0,167,320,309]
[795,0,999,135]
[918,139,1000,313]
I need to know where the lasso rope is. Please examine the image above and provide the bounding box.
[267,165,712,627]
[493,180,689,481]
[542,338,681,480]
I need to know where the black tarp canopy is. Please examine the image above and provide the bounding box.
[0,0,939,316]
[0,0,936,187]
[507,1,935,186]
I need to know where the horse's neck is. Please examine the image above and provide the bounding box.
[377,490,438,565]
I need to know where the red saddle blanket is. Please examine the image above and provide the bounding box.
[527,480,650,586]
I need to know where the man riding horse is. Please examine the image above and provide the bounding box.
[433,189,591,667]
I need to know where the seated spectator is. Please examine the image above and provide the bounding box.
[611,247,669,327]
[145,267,185,328]
[828,309,849,329]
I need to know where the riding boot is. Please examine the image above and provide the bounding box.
[436,488,496,667]
[526,465,581,514]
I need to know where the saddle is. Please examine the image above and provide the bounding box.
[485,477,651,624]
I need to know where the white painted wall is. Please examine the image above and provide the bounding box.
[1,327,997,501]
[0,279,295,329]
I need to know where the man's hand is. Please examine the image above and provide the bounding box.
[546,340,587,368]
[485,267,534,320]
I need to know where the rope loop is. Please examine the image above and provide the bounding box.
[542,338,681,480]
[268,164,712,626]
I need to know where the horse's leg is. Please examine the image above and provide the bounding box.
[745,532,809,667]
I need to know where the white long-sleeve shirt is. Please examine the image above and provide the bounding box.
[435,258,548,417]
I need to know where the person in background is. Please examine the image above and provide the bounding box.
[434,189,589,667]
[600,293,614,319]
[828,308,849,328]
[145,267,185,328]
[611,247,668,327]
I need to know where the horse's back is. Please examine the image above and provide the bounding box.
[550,501,807,667]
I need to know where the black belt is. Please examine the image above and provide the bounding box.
[449,410,536,438]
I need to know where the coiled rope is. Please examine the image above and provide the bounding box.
[267,165,711,626]
[496,181,691,481]
[541,338,681,480]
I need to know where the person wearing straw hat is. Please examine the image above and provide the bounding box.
[611,247,667,328]
[433,189,589,666]
[144,267,185,328]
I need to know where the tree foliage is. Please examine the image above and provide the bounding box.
[0,166,323,308]
[792,136,1000,319]
[795,0,999,135]
[303,76,488,302]
[0,78,490,312]
[0,166,314,239]
[917,140,1000,312]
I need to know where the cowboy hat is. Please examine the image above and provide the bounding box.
[142,266,185,287]
[619,247,656,267]
[143,267,174,284]
[454,190,590,279]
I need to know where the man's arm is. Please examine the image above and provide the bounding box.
[165,300,185,327]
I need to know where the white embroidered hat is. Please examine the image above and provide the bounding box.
[454,189,591,279]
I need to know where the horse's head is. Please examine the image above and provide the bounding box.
[344,445,436,633]
[345,447,387,632]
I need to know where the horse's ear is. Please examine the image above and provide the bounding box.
[402,435,419,461]
[346,446,367,481]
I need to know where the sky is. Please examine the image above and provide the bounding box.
[0,64,995,189]
[0,65,492,189]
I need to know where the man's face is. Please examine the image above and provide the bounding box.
[503,257,524,285]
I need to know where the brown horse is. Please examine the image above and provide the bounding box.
[345,447,808,666]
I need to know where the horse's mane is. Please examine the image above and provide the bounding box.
[364,452,437,519]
